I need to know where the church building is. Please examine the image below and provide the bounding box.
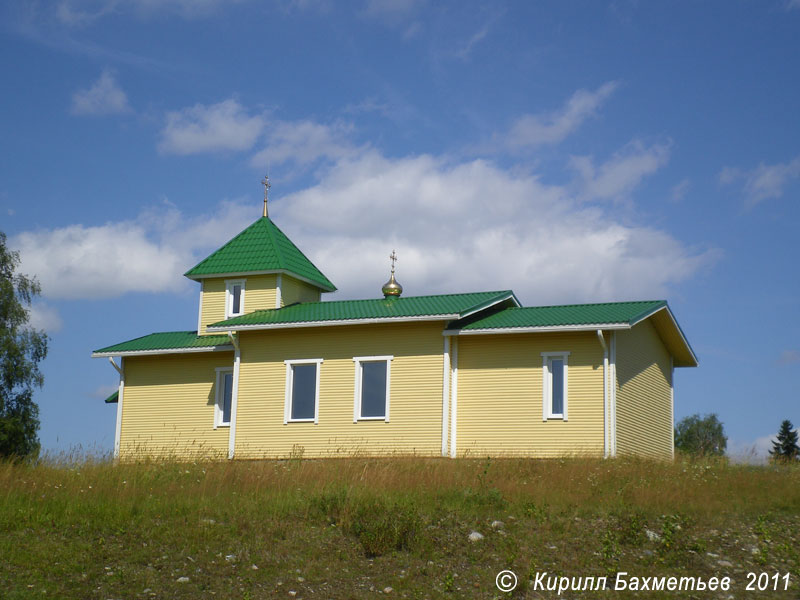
[93,180,697,460]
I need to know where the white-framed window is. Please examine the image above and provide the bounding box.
[284,359,323,424]
[225,279,246,318]
[541,351,569,421]
[353,356,392,422]
[214,367,234,428]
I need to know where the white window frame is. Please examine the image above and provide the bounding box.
[353,355,393,423]
[284,359,323,424]
[225,279,246,318]
[541,351,569,421]
[214,367,234,428]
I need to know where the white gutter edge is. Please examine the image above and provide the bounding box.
[227,332,241,460]
[112,357,124,460]
[445,323,631,336]
[596,330,609,459]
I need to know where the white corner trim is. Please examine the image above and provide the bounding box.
[669,354,674,460]
[276,273,283,308]
[597,330,609,458]
[449,338,458,458]
[228,351,241,459]
[352,356,393,423]
[610,332,617,457]
[197,282,204,335]
[441,336,450,457]
[284,359,324,424]
[113,357,124,460]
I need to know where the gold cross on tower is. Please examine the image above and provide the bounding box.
[389,250,398,274]
[261,174,271,217]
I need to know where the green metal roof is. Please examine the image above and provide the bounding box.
[207,290,518,330]
[459,300,667,330]
[92,331,233,356]
[104,390,119,404]
[184,217,336,291]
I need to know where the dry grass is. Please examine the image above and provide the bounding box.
[1,455,799,598]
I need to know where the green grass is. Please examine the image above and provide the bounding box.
[1,455,799,598]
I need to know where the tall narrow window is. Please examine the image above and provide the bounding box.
[284,359,323,424]
[225,279,245,318]
[541,352,569,421]
[353,356,392,422]
[214,368,234,428]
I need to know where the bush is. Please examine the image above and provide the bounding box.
[675,414,727,457]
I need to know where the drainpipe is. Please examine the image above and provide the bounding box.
[227,332,241,460]
[596,330,609,459]
[109,357,124,460]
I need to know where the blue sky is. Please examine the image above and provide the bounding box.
[1,0,798,459]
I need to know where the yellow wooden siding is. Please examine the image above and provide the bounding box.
[457,332,605,457]
[234,322,445,458]
[281,275,321,306]
[615,319,673,460]
[120,352,234,459]
[199,275,278,334]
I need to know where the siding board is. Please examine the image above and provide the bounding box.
[234,321,445,458]
[120,353,234,458]
[615,320,673,459]
[457,332,605,457]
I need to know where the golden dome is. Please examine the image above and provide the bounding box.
[382,272,403,298]
[382,249,403,298]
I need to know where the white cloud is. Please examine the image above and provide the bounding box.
[272,148,714,305]
[12,199,254,300]
[91,383,119,400]
[28,303,64,333]
[720,156,800,207]
[671,178,690,202]
[159,99,266,155]
[727,435,775,464]
[70,70,130,116]
[787,0,800,10]
[362,0,424,20]
[56,0,236,24]
[778,349,800,365]
[251,120,360,170]
[455,23,490,60]
[569,140,671,201]
[506,82,618,149]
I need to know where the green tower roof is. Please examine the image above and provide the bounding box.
[184,217,336,292]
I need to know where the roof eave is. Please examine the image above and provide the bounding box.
[207,314,460,332]
[91,345,235,358]
[457,291,521,319]
[642,304,699,367]
[184,268,337,292]
[445,323,632,336]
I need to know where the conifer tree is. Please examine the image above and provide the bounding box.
[769,420,800,462]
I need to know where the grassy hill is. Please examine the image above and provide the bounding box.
[1,456,798,598]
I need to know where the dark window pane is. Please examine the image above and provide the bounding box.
[551,359,564,415]
[360,361,387,418]
[232,285,242,314]
[291,364,316,420]
[222,372,233,424]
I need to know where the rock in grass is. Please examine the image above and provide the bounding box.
[383,587,393,593]
[176,577,190,583]
[645,529,661,542]
[491,520,504,530]
[468,531,484,542]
